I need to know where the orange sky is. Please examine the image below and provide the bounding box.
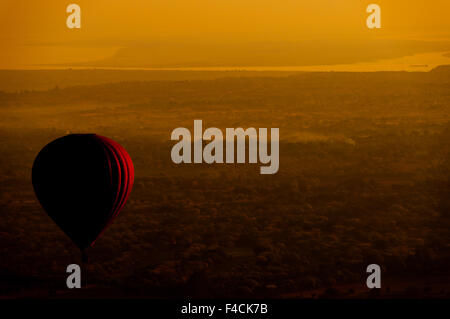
[1,0,450,68]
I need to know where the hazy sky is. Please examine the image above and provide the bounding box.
[1,0,450,68]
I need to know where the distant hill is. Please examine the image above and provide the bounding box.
[430,64,450,73]
[1,64,449,93]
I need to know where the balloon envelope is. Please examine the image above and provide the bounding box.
[32,134,134,250]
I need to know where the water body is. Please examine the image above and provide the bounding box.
[37,51,450,72]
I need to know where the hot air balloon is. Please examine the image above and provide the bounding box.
[32,134,134,258]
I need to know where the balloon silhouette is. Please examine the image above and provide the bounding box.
[32,134,134,251]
